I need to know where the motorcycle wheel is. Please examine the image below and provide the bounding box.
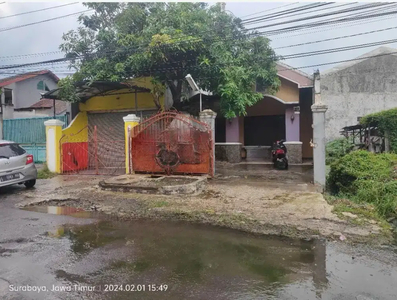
[275,159,288,170]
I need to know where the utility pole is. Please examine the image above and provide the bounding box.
[220,2,226,12]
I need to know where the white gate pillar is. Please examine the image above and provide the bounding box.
[123,114,140,174]
[44,119,64,173]
[199,109,217,176]
[311,71,328,192]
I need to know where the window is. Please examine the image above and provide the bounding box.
[37,81,50,91]
[0,144,26,159]
[4,88,12,105]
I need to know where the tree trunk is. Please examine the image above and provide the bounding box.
[167,79,183,110]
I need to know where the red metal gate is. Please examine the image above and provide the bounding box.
[60,125,125,175]
[130,111,214,176]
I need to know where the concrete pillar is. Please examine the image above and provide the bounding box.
[311,71,328,192]
[44,119,65,173]
[200,109,217,176]
[225,117,240,143]
[0,113,3,140]
[123,114,140,174]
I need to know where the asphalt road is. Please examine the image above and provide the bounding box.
[0,182,96,300]
[1,180,397,300]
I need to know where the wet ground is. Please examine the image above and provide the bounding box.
[1,182,397,299]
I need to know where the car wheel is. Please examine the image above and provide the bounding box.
[24,180,36,189]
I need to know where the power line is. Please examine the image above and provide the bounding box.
[0,50,63,61]
[242,3,332,23]
[0,2,79,20]
[283,38,397,59]
[0,9,93,33]
[246,3,394,30]
[2,8,396,62]
[2,50,397,84]
[1,4,396,72]
[274,26,397,50]
[243,2,358,26]
[253,7,397,36]
[239,2,299,19]
[271,11,397,40]
[2,25,397,72]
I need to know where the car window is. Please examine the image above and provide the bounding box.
[0,144,26,158]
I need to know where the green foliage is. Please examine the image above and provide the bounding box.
[360,108,397,152]
[37,164,57,179]
[327,150,397,217]
[57,76,81,103]
[325,138,354,165]
[59,2,280,117]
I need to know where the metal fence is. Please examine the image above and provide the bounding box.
[131,111,214,176]
[3,115,68,163]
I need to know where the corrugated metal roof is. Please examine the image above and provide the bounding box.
[43,81,151,102]
[28,98,67,115]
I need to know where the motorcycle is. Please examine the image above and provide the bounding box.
[271,139,288,170]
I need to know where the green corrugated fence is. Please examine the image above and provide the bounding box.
[3,115,68,163]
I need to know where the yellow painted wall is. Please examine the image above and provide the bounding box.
[61,111,88,142]
[275,77,299,103]
[79,77,163,112]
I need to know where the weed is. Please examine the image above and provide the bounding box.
[149,200,170,208]
[37,164,57,179]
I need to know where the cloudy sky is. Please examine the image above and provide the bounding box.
[1,1,397,79]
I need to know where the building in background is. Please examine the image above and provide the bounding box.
[14,98,68,120]
[321,46,397,142]
[0,70,60,120]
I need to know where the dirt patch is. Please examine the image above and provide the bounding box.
[16,175,393,245]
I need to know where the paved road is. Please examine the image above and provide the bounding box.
[1,179,397,300]
[0,182,96,300]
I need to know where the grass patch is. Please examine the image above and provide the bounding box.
[37,165,57,179]
[325,194,391,231]
[327,151,397,218]
[148,200,170,208]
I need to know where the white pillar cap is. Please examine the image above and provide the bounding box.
[123,114,140,123]
[44,119,64,126]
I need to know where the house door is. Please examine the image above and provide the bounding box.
[244,115,285,146]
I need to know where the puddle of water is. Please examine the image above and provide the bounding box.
[39,219,397,300]
[15,206,397,299]
[22,206,97,219]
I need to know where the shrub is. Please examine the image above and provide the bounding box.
[327,150,397,217]
[325,138,354,165]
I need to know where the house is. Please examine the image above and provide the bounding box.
[189,62,314,162]
[0,70,60,120]
[321,46,397,142]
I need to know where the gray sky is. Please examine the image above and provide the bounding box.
[1,2,397,79]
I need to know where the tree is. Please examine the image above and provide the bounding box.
[60,2,280,118]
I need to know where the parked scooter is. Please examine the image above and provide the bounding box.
[271,139,288,170]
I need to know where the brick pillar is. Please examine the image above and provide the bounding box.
[44,119,64,173]
[123,114,140,174]
[200,109,217,176]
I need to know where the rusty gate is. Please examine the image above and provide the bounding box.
[130,111,214,176]
[60,125,126,175]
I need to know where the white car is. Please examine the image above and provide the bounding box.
[0,140,38,188]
